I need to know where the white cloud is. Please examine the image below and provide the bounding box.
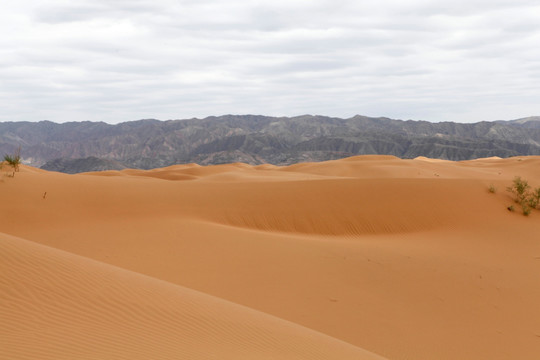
[0,0,539,123]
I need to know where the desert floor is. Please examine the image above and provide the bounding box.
[1,155,540,359]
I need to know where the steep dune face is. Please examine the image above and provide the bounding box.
[0,232,384,360]
[1,156,540,360]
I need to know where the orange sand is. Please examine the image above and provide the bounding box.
[1,155,540,359]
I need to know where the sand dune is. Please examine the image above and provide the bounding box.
[1,156,540,359]
[0,232,383,360]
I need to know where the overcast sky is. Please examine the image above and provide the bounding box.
[1,0,539,124]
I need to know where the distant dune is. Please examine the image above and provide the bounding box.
[1,155,540,359]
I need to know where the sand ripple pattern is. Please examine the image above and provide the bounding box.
[0,233,384,360]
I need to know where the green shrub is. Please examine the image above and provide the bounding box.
[507,176,530,203]
[488,184,497,193]
[3,146,21,176]
[520,201,532,216]
[529,187,540,209]
[507,176,539,216]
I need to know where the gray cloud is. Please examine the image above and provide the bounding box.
[0,0,539,123]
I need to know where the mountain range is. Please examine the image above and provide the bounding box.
[1,114,540,173]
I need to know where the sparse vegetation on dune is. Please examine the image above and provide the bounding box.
[507,176,540,216]
[3,146,21,177]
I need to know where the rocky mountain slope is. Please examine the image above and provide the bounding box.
[40,157,127,174]
[1,115,539,173]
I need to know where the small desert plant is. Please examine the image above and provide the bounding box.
[488,184,496,193]
[507,205,515,212]
[507,176,540,215]
[507,176,530,204]
[4,146,21,176]
[528,187,540,210]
